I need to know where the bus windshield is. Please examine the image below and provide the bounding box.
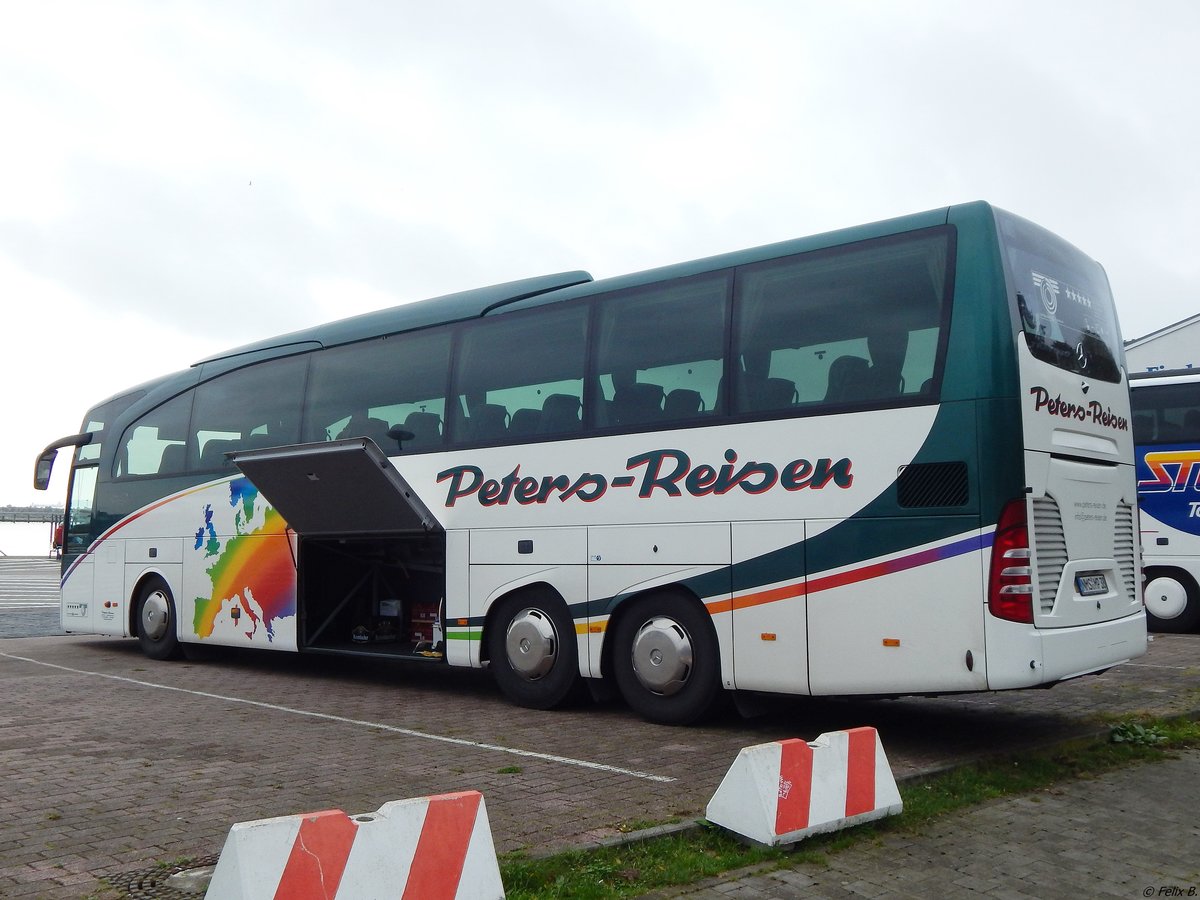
[997,210,1122,383]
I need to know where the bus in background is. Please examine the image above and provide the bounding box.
[1131,369,1200,632]
[34,202,1145,724]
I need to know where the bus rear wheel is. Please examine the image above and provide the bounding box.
[612,592,721,725]
[488,590,581,710]
[136,577,183,660]
[1143,568,1200,633]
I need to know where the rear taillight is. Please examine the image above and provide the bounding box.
[988,498,1034,623]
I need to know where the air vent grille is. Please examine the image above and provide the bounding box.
[897,462,969,508]
[1114,501,1137,601]
[1032,496,1067,615]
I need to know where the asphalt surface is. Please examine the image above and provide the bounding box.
[1,556,1197,898]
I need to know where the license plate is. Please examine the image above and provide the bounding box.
[1075,573,1108,597]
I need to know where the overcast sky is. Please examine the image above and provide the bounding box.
[3,0,1198,507]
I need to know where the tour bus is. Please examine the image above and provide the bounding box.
[34,202,1146,724]
[1131,369,1200,632]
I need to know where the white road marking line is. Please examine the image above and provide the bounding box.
[1124,662,1191,670]
[0,650,675,783]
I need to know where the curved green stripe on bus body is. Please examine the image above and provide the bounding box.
[598,390,1023,616]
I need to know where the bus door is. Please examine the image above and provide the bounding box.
[60,464,99,632]
[730,521,808,695]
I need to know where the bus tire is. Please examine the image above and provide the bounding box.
[487,589,581,710]
[1143,568,1200,633]
[612,592,721,725]
[135,576,183,660]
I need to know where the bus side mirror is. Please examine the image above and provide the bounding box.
[34,451,56,491]
[33,432,95,491]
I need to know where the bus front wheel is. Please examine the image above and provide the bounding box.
[612,592,721,725]
[488,590,581,710]
[1143,568,1200,633]
[135,577,183,660]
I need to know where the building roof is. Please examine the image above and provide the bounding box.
[1125,311,1200,349]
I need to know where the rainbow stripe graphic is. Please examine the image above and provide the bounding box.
[707,531,989,615]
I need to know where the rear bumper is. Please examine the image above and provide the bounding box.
[1040,610,1147,682]
[985,608,1147,689]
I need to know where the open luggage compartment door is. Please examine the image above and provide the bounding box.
[227,438,443,536]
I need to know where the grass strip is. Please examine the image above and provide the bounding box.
[499,715,1200,899]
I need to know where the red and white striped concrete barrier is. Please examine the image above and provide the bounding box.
[705,726,902,846]
[205,790,504,899]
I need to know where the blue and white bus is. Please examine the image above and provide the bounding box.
[1131,369,1200,632]
[35,202,1146,723]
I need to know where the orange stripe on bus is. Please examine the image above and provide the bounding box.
[736,582,808,610]
[707,543,956,618]
[706,581,806,616]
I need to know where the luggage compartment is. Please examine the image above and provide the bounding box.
[300,532,447,658]
[226,438,449,660]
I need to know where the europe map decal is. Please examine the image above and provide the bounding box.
[192,477,296,645]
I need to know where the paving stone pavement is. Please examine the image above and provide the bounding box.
[0,557,62,638]
[2,556,1198,898]
[643,748,1200,899]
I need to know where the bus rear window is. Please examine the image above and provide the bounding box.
[997,210,1122,383]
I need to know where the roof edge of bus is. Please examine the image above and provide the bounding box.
[192,340,324,369]
[1130,368,1200,382]
[85,374,181,412]
[494,204,968,313]
[191,270,594,366]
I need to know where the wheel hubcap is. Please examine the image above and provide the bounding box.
[141,590,170,641]
[504,608,557,680]
[1145,576,1188,620]
[630,616,692,696]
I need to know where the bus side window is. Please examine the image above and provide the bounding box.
[1185,409,1200,442]
[115,392,191,478]
[306,329,449,453]
[1132,383,1200,447]
[593,274,728,429]
[453,304,587,444]
[734,230,950,414]
[1132,414,1155,443]
[189,356,307,471]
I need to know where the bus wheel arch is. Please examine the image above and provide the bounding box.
[1143,567,1200,633]
[133,574,184,660]
[609,588,722,725]
[485,584,582,710]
